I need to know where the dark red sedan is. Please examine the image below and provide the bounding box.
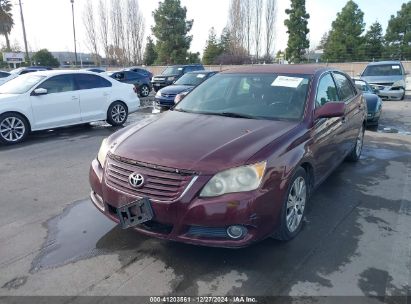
[89,65,367,247]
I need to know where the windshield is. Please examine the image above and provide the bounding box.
[0,74,46,94]
[175,73,311,121]
[362,64,403,76]
[162,66,183,75]
[174,73,208,86]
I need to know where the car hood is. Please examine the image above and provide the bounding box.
[0,93,23,101]
[111,111,297,173]
[361,75,404,84]
[159,85,194,95]
[154,74,181,78]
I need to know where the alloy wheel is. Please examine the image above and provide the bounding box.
[0,117,26,143]
[140,85,150,97]
[111,104,127,124]
[286,176,307,233]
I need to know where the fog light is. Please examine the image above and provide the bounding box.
[227,225,247,239]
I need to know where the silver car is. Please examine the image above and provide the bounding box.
[360,61,407,100]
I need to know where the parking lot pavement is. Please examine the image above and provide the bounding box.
[0,99,410,299]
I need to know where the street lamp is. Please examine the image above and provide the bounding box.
[70,0,78,66]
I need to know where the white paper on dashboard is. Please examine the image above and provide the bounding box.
[271,76,304,88]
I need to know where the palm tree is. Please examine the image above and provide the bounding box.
[0,0,14,50]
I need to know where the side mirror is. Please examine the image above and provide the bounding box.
[32,88,48,96]
[315,102,346,120]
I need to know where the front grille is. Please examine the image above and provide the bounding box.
[161,93,177,98]
[105,154,195,202]
[187,226,229,238]
[140,221,173,234]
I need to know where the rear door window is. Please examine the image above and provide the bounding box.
[74,74,112,90]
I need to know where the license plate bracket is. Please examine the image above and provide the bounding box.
[116,198,154,229]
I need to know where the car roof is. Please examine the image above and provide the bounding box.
[220,64,331,75]
[185,70,217,75]
[366,61,402,66]
[30,70,106,77]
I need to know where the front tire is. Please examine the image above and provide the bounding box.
[273,167,308,241]
[346,125,364,162]
[0,113,29,145]
[107,102,128,126]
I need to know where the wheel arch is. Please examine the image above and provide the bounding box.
[0,111,32,132]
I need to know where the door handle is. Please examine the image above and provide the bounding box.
[72,96,79,100]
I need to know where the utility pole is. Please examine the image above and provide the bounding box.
[70,0,78,66]
[19,0,30,65]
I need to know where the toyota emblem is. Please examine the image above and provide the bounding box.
[128,172,145,188]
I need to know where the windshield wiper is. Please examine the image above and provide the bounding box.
[173,108,191,113]
[211,112,256,119]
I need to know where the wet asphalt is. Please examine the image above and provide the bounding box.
[0,96,410,300]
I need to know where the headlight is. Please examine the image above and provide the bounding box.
[391,80,405,89]
[167,76,175,82]
[200,162,267,197]
[155,90,161,98]
[97,138,110,167]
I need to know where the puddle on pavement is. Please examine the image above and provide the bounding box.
[362,146,411,161]
[377,126,411,136]
[31,200,117,272]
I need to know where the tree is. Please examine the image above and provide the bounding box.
[152,0,193,64]
[202,28,223,65]
[363,21,384,61]
[143,36,157,65]
[228,0,245,56]
[284,0,310,63]
[187,52,200,64]
[0,0,13,51]
[264,0,277,59]
[83,0,100,65]
[110,0,126,65]
[243,0,252,56]
[317,31,330,50]
[254,0,263,59]
[98,0,110,65]
[385,2,411,60]
[31,49,60,67]
[127,0,145,65]
[323,0,365,62]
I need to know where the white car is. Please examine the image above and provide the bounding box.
[0,71,16,85]
[0,70,140,145]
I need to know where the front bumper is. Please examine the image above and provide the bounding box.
[151,81,173,91]
[154,96,175,108]
[89,159,283,247]
[378,89,404,100]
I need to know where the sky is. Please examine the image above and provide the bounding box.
[6,0,406,57]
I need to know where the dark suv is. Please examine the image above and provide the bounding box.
[151,64,204,92]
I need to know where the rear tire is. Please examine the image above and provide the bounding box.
[107,102,128,126]
[139,85,150,97]
[0,113,29,145]
[272,167,308,241]
[346,125,364,162]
